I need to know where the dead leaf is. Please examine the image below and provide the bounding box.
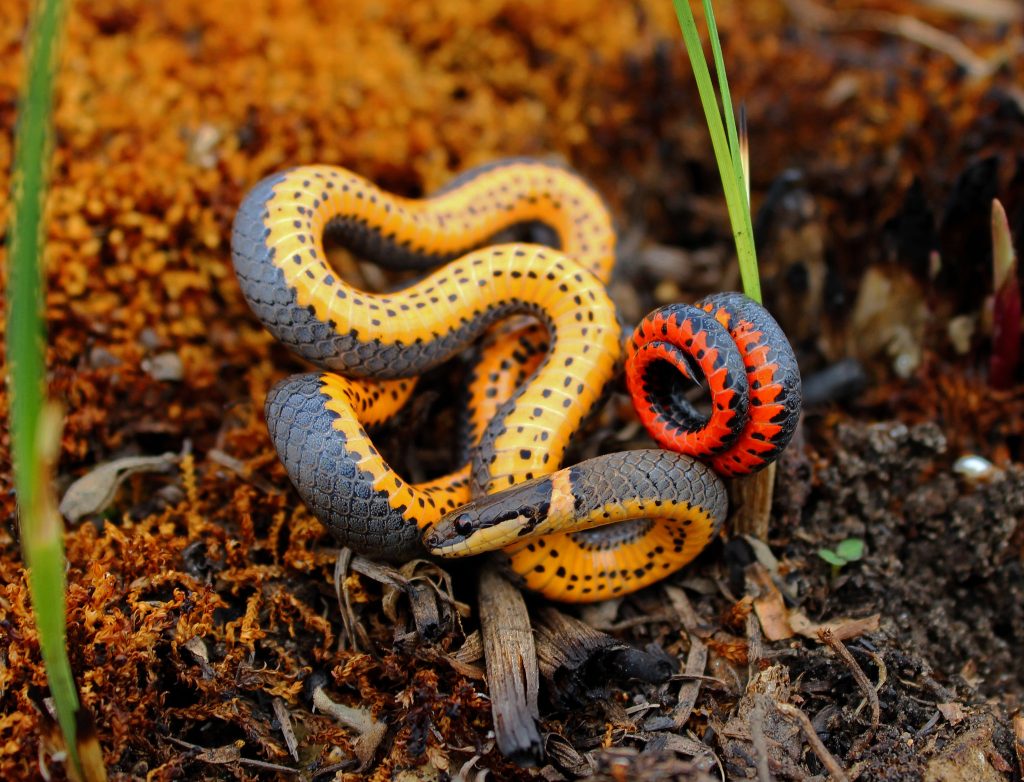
[425,743,450,771]
[747,565,795,641]
[748,562,879,641]
[937,702,965,725]
[59,453,178,522]
[788,611,880,641]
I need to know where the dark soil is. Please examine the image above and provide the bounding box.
[799,420,1024,706]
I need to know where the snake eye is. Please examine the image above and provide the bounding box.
[453,514,474,536]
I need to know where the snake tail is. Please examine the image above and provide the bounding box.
[626,293,801,477]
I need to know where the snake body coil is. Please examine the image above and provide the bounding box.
[232,159,800,602]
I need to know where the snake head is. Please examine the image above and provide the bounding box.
[423,477,552,557]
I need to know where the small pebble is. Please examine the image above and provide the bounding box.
[952,454,1001,484]
[88,346,121,369]
[142,351,184,381]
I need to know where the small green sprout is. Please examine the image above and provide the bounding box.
[817,538,865,578]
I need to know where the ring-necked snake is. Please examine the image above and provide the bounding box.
[231,159,801,602]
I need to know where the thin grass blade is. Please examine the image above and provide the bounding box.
[702,0,754,247]
[671,0,761,301]
[671,0,772,542]
[7,0,84,774]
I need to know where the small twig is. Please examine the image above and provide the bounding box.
[665,585,709,729]
[350,554,470,615]
[746,610,764,674]
[711,747,728,782]
[348,553,408,589]
[669,673,729,686]
[664,585,705,637]
[311,688,379,734]
[857,650,888,713]
[333,548,365,653]
[749,695,774,782]
[818,629,879,757]
[864,11,1003,78]
[165,737,299,776]
[918,0,1022,22]
[272,698,299,762]
[775,703,850,782]
[673,638,708,729]
[913,710,942,740]
[920,672,956,703]
[587,610,677,632]
[782,0,1005,78]
[310,681,387,769]
[208,448,277,494]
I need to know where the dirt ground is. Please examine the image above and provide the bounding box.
[1,0,1023,780]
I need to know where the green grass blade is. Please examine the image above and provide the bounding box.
[7,0,80,772]
[702,0,758,294]
[702,0,744,199]
[671,0,761,303]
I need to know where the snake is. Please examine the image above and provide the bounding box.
[231,159,801,602]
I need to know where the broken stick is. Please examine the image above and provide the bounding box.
[534,606,673,707]
[478,565,543,765]
[729,462,776,540]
